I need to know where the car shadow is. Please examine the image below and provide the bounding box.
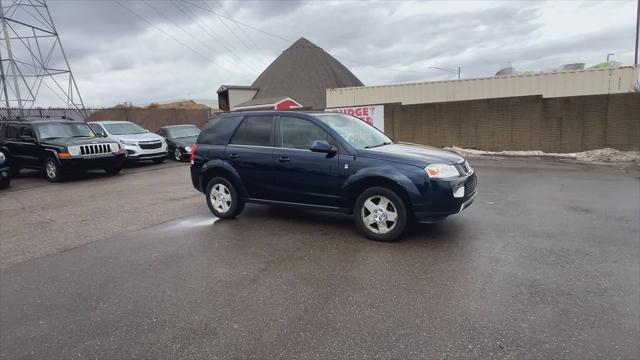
[233,204,465,245]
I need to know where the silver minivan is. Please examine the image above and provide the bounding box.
[88,121,167,163]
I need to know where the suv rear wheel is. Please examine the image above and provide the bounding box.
[44,157,64,182]
[354,187,407,242]
[206,177,244,219]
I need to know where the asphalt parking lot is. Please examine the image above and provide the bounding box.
[1,158,638,359]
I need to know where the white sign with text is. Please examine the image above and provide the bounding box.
[325,105,384,132]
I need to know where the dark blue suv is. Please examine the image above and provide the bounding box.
[190,111,477,241]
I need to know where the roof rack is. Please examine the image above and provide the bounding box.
[1,115,74,121]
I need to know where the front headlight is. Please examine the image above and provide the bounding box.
[184,146,192,153]
[109,143,119,152]
[67,145,81,157]
[121,141,137,146]
[0,152,5,161]
[425,164,460,178]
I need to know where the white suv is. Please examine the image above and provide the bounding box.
[88,121,167,163]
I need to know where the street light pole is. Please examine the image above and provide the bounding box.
[635,0,639,65]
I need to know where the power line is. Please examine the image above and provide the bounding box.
[143,0,255,74]
[208,0,273,66]
[180,0,291,42]
[115,0,251,81]
[180,0,447,77]
[115,1,214,64]
[170,0,260,73]
[199,0,270,67]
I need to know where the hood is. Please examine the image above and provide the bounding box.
[172,136,198,148]
[39,137,115,147]
[108,132,163,143]
[357,142,465,167]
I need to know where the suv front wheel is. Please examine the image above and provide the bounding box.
[44,157,64,182]
[354,187,408,242]
[206,177,244,219]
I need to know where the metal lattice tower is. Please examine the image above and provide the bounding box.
[0,0,86,119]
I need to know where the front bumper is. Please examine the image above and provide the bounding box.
[126,150,167,161]
[123,142,167,161]
[59,153,126,170]
[413,172,477,219]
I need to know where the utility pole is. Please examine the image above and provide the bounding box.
[0,0,86,119]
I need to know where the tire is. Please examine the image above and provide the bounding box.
[43,157,64,182]
[0,177,9,189]
[205,177,244,219]
[354,186,408,242]
[153,157,165,164]
[173,148,182,161]
[104,167,122,175]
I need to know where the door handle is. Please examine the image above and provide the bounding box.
[278,156,291,162]
[229,153,239,159]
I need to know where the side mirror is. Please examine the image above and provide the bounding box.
[96,132,107,138]
[310,140,337,154]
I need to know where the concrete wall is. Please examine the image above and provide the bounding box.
[86,108,212,132]
[384,93,639,152]
[328,66,640,107]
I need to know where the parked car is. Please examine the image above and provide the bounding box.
[156,124,200,161]
[190,111,477,242]
[0,117,126,182]
[0,150,10,189]
[88,121,167,163]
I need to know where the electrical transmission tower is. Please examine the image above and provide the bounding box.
[0,0,86,119]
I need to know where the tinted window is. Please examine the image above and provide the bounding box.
[167,126,200,139]
[6,124,19,140]
[279,117,328,150]
[197,116,243,145]
[230,116,273,147]
[19,125,34,138]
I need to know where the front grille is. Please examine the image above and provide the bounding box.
[139,141,162,150]
[464,173,477,198]
[80,143,114,156]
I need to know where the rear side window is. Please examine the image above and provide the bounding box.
[6,124,19,140]
[197,116,243,145]
[230,116,273,147]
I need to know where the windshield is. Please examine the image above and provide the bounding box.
[36,122,95,140]
[103,122,146,135]
[315,113,392,149]
[167,126,200,138]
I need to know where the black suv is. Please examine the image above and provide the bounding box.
[190,111,477,241]
[0,117,126,182]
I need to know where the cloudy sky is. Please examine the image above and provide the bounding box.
[3,0,638,107]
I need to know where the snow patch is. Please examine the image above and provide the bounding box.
[445,147,640,164]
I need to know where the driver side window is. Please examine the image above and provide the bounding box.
[279,117,329,150]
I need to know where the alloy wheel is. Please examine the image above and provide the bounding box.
[174,148,182,161]
[209,183,232,213]
[45,160,57,179]
[361,195,398,234]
